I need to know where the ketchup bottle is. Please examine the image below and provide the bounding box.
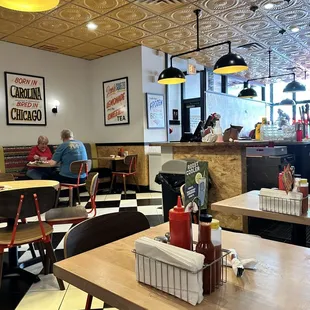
[169,196,192,250]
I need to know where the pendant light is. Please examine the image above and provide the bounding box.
[238,82,257,98]
[0,0,59,12]
[283,73,306,93]
[238,49,305,98]
[280,98,296,105]
[158,9,248,85]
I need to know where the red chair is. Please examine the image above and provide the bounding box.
[0,186,65,290]
[110,155,140,197]
[55,160,91,207]
[46,172,99,226]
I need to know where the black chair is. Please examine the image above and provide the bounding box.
[0,186,65,289]
[64,211,150,310]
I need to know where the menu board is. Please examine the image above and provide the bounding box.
[5,72,46,126]
[146,93,165,129]
[103,77,129,126]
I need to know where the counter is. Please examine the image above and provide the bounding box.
[151,141,310,231]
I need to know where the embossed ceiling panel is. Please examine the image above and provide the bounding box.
[72,0,129,14]
[30,16,76,34]
[50,3,100,24]
[135,16,177,34]
[0,0,309,77]
[135,35,168,48]
[107,4,155,25]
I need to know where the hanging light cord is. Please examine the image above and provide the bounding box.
[169,9,232,67]
[245,49,295,85]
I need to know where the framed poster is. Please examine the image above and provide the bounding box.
[4,72,47,126]
[146,93,165,129]
[103,77,129,126]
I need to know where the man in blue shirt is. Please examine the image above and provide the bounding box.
[48,129,88,184]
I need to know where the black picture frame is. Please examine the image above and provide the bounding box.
[146,93,165,129]
[173,109,179,120]
[4,71,47,126]
[103,77,130,126]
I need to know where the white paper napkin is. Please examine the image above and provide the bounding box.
[135,237,205,306]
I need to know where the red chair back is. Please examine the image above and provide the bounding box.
[69,160,92,185]
[124,155,137,174]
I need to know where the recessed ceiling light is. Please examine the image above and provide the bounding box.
[264,3,274,9]
[86,22,98,30]
[290,26,300,33]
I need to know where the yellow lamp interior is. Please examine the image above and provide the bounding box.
[158,77,186,85]
[213,65,248,75]
[0,0,59,12]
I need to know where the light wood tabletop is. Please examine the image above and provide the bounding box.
[211,190,310,226]
[54,222,310,310]
[27,162,52,168]
[0,180,59,191]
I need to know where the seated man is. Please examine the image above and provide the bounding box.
[26,135,53,180]
[48,129,87,184]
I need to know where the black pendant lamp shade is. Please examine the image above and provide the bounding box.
[157,9,248,85]
[238,82,257,98]
[283,79,306,93]
[214,53,248,74]
[157,66,186,85]
[280,98,296,105]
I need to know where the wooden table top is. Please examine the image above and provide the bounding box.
[0,180,59,191]
[211,190,310,226]
[27,162,52,168]
[54,222,310,310]
[93,157,125,161]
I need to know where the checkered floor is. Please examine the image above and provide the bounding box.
[1,190,164,310]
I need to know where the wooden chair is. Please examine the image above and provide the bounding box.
[0,186,65,290]
[46,172,99,225]
[64,211,150,310]
[110,155,140,197]
[55,160,92,207]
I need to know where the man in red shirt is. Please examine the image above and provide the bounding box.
[26,136,53,180]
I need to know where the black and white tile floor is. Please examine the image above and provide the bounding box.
[0,190,164,310]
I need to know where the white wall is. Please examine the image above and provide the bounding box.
[90,46,145,143]
[0,41,92,145]
[141,46,167,142]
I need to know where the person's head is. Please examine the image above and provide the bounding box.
[60,129,74,142]
[37,136,49,152]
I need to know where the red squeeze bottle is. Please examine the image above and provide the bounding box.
[169,196,193,250]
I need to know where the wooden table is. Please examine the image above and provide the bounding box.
[54,223,310,310]
[27,162,53,168]
[92,157,125,171]
[0,180,59,191]
[211,190,310,246]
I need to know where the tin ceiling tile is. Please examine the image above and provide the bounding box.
[158,26,194,41]
[12,27,55,42]
[83,54,102,60]
[159,42,188,55]
[72,0,129,14]
[0,19,24,35]
[43,35,84,48]
[136,35,168,48]
[96,48,118,56]
[50,3,100,24]
[73,42,106,53]
[91,34,128,47]
[3,35,37,46]
[112,26,149,41]
[61,49,89,57]
[135,16,177,34]
[62,24,103,40]
[30,16,76,34]
[0,7,42,25]
[115,41,139,50]
[134,2,186,15]
[107,4,155,25]
[91,16,127,34]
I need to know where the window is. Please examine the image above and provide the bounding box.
[183,73,200,99]
[227,76,244,97]
[207,70,221,93]
[265,84,271,103]
[295,80,310,102]
[273,81,293,104]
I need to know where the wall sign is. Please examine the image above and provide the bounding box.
[146,93,165,129]
[5,72,47,126]
[103,77,129,126]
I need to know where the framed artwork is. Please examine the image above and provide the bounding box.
[146,93,165,129]
[4,72,47,126]
[103,77,130,126]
